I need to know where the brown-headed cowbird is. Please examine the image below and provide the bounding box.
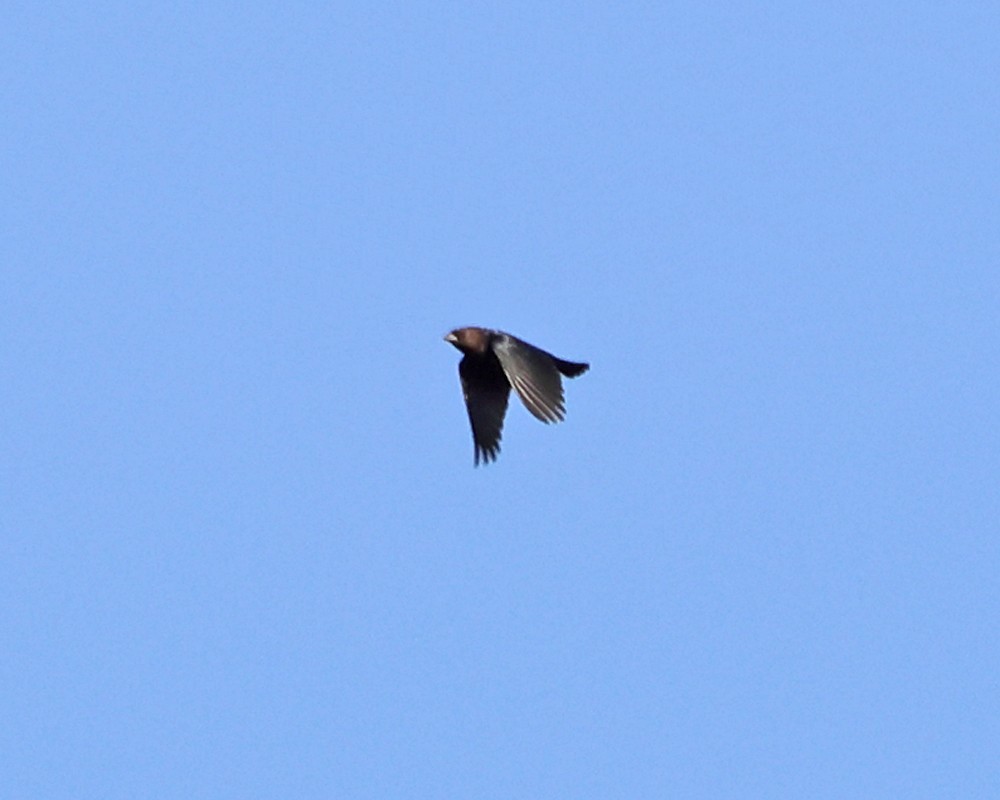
[444,327,589,465]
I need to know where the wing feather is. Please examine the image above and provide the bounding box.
[458,354,510,464]
[491,333,568,424]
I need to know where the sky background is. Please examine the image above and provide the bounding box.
[3,3,999,797]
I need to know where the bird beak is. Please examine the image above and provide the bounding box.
[444,333,458,343]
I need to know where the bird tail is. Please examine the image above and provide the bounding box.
[554,358,589,378]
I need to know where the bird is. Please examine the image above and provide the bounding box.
[444,327,589,465]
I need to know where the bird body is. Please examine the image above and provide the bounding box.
[444,327,589,464]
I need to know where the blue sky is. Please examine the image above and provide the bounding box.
[3,3,998,797]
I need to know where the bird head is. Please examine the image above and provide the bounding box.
[444,327,491,354]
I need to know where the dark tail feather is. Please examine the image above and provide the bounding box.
[554,358,589,378]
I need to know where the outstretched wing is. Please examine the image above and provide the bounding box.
[459,354,510,465]
[490,333,568,423]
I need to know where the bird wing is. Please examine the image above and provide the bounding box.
[459,355,510,465]
[490,333,566,423]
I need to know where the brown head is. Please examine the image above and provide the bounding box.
[444,326,493,355]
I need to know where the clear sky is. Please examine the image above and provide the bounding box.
[3,3,998,797]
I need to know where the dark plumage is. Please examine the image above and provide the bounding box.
[444,327,589,465]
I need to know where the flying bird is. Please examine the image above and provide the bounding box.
[444,327,589,465]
